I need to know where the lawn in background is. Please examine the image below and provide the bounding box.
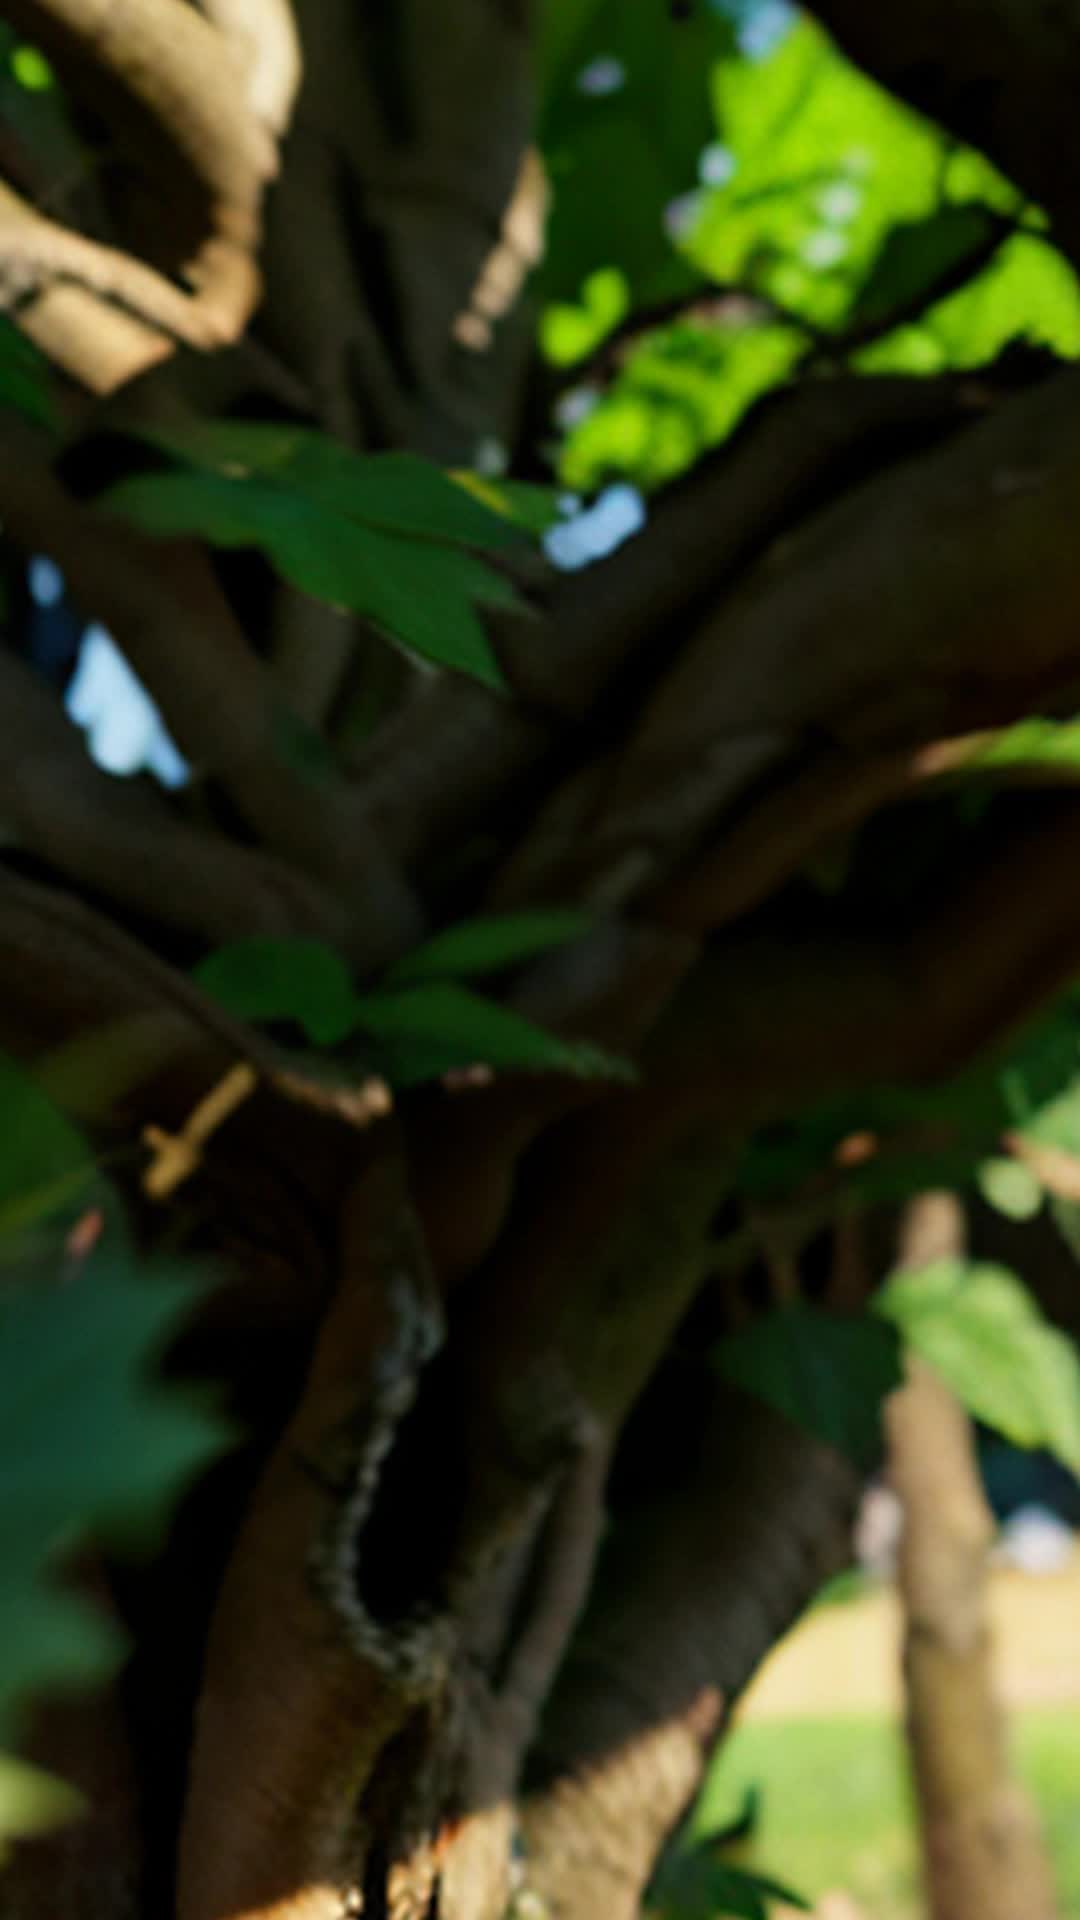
[694,1706,1080,1919]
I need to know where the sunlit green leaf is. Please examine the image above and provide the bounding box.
[11,45,52,90]
[976,1157,1044,1221]
[0,1750,84,1856]
[559,320,805,491]
[713,1302,901,1470]
[541,266,631,366]
[875,1259,1080,1473]
[969,715,1080,772]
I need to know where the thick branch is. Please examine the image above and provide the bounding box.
[177,1153,446,1920]
[808,0,1080,265]
[496,364,1080,913]
[0,0,292,387]
[355,374,979,869]
[520,1383,857,1920]
[196,0,302,136]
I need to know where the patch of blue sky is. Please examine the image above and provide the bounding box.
[65,623,189,788]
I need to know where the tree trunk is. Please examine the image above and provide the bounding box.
[2,4,1080,1917]
[888,1199,1060,1920]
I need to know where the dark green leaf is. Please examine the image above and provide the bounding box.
[449,471,565,535]
[0,1248,228,1738]
[130,421,527,552]
[0,1055,103,1250]
[649,1847,809,1919]
[101,471,509,688]
[349,982,635,1087]
[0,318,53,428]
[539,0,733,307]
[713,1302,901,1470]
[385,911,595,985]
[875,1259,1080,1473]
[193,937,358,1047]
[849,204,1003,332]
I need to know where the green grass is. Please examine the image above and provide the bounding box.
[692,1707,1080,1918]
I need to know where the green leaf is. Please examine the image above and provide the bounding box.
[539,0,734,309]
[849,204,1003,331]
[349,982,635,1087]
[649,1847,809,1919]
[875,1259,1080,1474]
[713,1301,901,1470]
[385,911,595,986]
[0,1055,104,1250]
[970,715,1080,772]
[102,470,509,689]
[449,470,565,535]
[127,423,527,551]
[0,1750,84,1856]
[193,937,358,1048]
[101,420,537,689]
[976,1156,1044,1221]
[541,265,632,366]
[1050,1194,1080,1264]
[0,317,53,428]
[0,1247,228,1739]
[11,44,52,90]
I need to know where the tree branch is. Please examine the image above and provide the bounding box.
[195,0,302,137]
[808,0,1080,264]
[0,0,292,387]
[0,422,422,965]
[0,651,352,950]
[177,1151,447,1920]
[520,1382,857,1920]
[354,373,979,869]
[495,362,1080,913]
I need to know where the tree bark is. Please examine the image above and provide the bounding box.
[888,1198,1060,1920]
[3,3,1080,1917]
